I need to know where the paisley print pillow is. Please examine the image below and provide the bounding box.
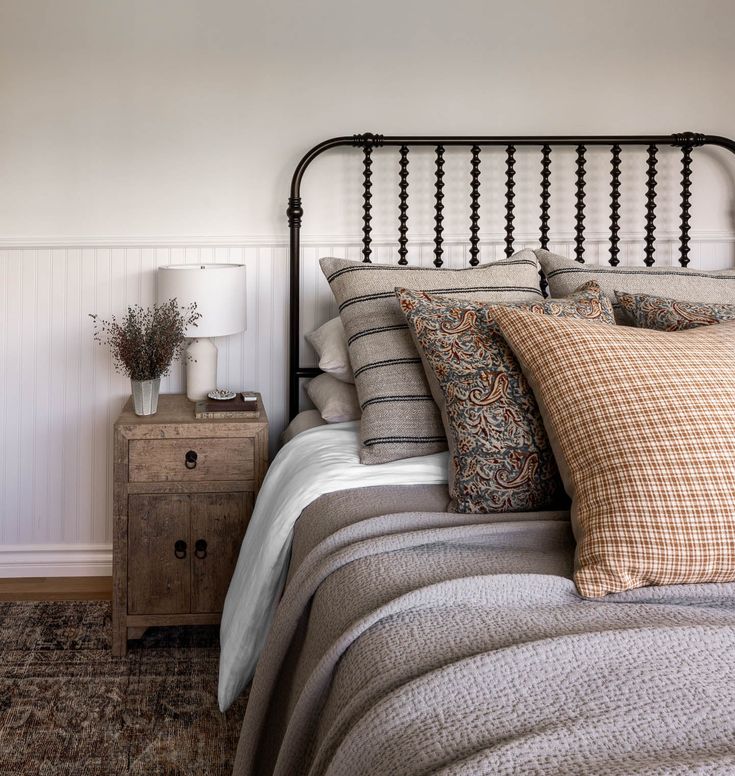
[615,290,735,331]
[396,282,615,513]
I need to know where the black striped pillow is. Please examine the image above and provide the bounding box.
[537,249,735,322]
[320,253,543,463]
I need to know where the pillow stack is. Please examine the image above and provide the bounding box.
[305,318,360,423]
[320,251,542,463]
[395,281,614,513]
[537,249,735,321]
[311,247,735,600]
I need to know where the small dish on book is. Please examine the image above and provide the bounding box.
[208,389,237,401]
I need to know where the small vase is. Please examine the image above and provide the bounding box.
[131,378,160,416]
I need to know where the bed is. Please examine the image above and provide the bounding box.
[221,131,735,775]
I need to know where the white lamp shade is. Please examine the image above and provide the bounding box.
[157,263,246,338]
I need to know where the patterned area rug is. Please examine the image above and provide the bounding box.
[0,601,248,775]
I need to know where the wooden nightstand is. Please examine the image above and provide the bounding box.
[112,393,268,656]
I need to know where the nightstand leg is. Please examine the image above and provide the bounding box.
[112,611,127,657]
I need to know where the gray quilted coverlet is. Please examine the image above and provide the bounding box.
[233,485,735,775]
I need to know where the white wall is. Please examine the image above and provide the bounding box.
[3,0,735,237]
[1,0,735,575]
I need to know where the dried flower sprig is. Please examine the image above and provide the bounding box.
[90,300,201,381]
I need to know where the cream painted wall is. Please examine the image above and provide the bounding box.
[1,0,735,238]
[1,0,735,573]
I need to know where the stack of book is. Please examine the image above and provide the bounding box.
[194,392,260,419]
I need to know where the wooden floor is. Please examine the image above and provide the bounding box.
[0,577,112,602]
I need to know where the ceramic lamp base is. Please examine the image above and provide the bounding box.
[186,337,218,401]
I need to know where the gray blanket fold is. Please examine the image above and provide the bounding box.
[233,486,735,776]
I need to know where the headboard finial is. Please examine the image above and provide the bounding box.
[672,132,705,148]
[286,197,303,228]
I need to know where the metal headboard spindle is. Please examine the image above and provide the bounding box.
[468,146,481,266]
[574,145,586,262]
[504,145,516,258]
[644,145,658,267]
[287,132,735,419]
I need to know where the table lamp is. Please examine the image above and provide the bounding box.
[157,263,246,401]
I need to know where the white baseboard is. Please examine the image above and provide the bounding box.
[0,544,112,578]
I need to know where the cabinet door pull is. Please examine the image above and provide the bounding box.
[194,539,208,559]
[185,450,198,469]
[174,540,187,559]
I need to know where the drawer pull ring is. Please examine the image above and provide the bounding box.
[185,450,198,469]
[174,540,187,559]
[195,539,208,559]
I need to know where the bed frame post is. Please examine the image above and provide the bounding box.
[287,195,303,420]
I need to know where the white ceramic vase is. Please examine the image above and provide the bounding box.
[131,378,160,416]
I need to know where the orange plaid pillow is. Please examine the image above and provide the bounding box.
[492,310,735,598]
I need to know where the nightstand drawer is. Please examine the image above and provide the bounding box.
[128,437,254,482]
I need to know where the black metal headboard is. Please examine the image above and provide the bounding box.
[287,131,735,419]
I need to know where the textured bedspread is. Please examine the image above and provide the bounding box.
[233,488,735,775]
[218,423,448,710]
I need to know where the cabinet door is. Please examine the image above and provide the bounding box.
[128,494,191,615]
[190,492,253,614]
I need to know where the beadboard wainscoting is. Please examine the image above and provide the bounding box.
[0,232,734,576]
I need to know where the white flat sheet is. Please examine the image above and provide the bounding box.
[218,421,449,711]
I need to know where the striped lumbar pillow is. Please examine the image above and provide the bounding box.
[320,252,543,464]
[536,249,735,322]
[492,309,735,598]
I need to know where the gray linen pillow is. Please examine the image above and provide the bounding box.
[305,316,354,383]
[306,373,361,423]
[537,249,735,322]
[279,410,326,446]
[320,251,543,463]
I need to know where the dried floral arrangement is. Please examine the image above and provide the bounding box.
[90,300,200,381]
